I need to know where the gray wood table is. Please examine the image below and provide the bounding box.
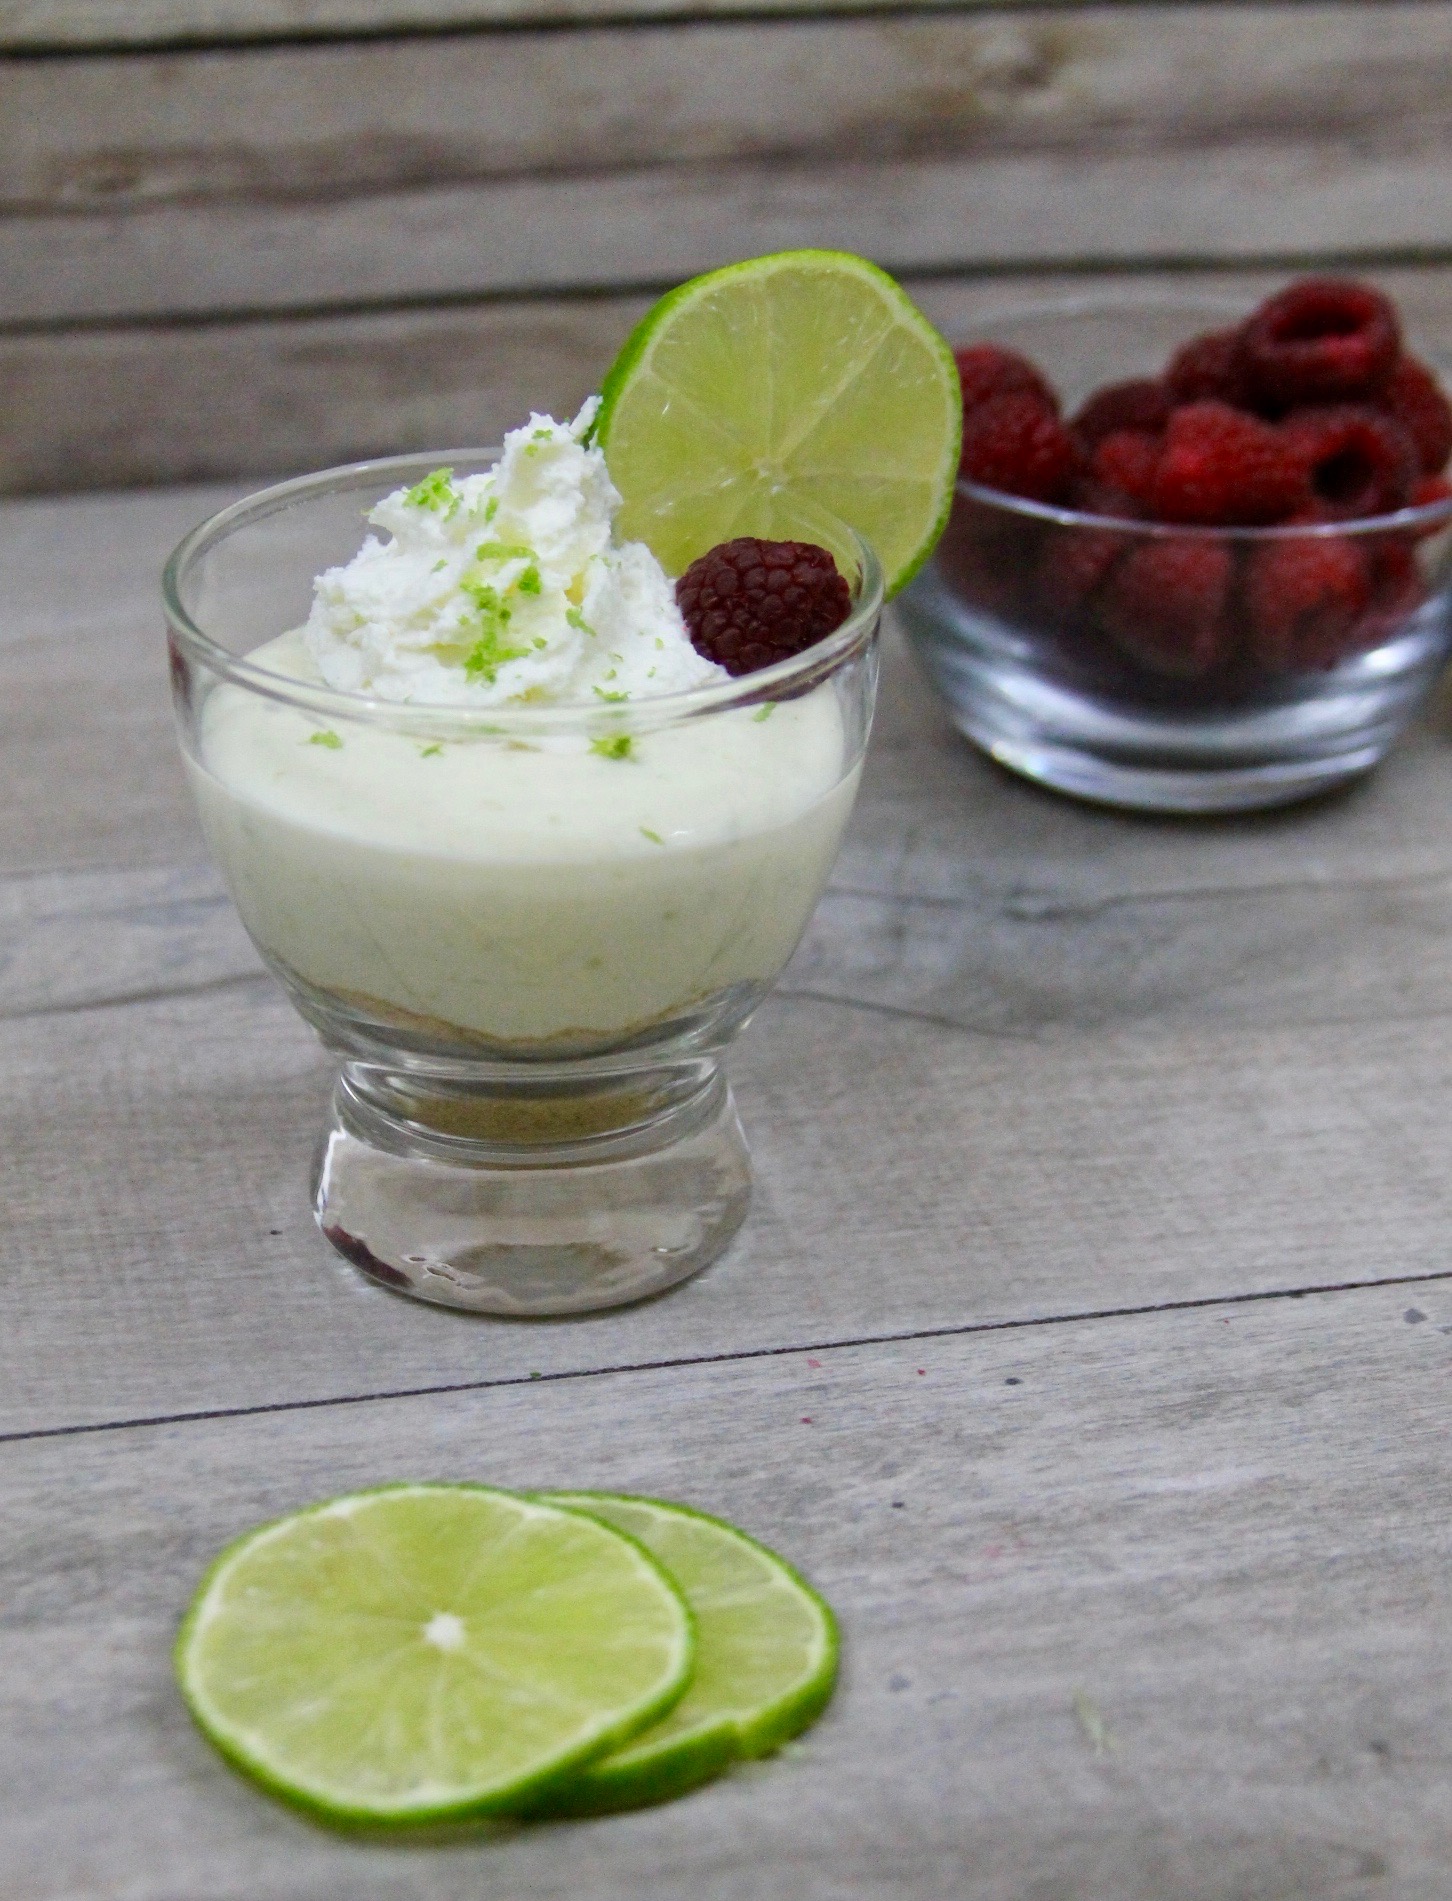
[6,478,1452,1898]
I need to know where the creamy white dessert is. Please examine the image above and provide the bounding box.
[189,407,858,1048]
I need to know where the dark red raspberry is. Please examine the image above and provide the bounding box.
[1410,474,1452,530]
[1150,401,1308,526]
[960,393,1078,503]
[1363,535,1426,632]
[1098,535,1234,679]
[1165,329,1250,408]
[1091,431,1162,511]
[1280,405,1417,519]
[676,538,851,676]
[1237,278,1400,408]
[954,343,1058,415]
[935,496,1041,619]
[1378,356,1452,475]
[1037,520,1130,620]
[1412,473,1452,508]
[1244,528,1372,672]
[1066,474,1144,521]
[1071,379,1171,449]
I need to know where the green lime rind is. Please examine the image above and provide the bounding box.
[515,1493,840,1817]
[513,1708,739,1820]
[174,1482,695,1829]
[596,249,960,599]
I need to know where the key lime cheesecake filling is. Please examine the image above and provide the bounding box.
[189,404,859,1047]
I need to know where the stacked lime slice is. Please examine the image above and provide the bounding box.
[523,1494,837,1816]
[595,248,961,596]
[175,1483,837,1827]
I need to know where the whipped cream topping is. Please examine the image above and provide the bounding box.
[304,401,727,706]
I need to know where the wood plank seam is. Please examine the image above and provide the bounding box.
[773,981,1452,1043]
[28,857,1452,1024]
[6,1264,1451,1447]
[10,249,1452,346]
[7,4,1449,220]
[24,958,1452,1036]
[11,147,1452,326]
[16,0,1444,60]
[0,968,271,1023]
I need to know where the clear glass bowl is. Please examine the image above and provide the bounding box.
[165,452,882,1315]
[898,295,1452,812]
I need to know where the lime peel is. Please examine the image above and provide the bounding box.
[518,1492,839,1816]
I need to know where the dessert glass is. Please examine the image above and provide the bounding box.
[899,295,1452,812]
[165,452,882,1316]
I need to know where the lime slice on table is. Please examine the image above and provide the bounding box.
[595,249,961,597]
[517,1493,839,1815]
[174,1483,694,1827]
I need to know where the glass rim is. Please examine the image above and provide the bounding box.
[946,287,1254,329]
[942,286,1452,541]
[162,447,885,734]
[955,476,1452,541]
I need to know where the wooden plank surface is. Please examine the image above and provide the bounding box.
[4,1283,1449,1897]
[6,5,1444,216]
[0,480,243,870]
[5,10,1451,1883]
[8,286,1452,1885]
[7,259,1452,499]
[8,470,1452,1433]
[15,915,1452,1437]
[4,7,1451,489]
[9,140,1452,328]
[0,299,636,496]
[0,0,1049,48]
[2,4,1449,325]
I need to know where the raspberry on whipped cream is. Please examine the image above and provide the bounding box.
[305,400,727,707]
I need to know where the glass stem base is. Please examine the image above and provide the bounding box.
[312,1061,752,1316]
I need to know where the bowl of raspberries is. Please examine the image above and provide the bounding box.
[899,279,1452,812]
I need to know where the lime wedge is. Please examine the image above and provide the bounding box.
[595,249,961,597]
[174,1483,694,1826]
[520,1493,839,1814]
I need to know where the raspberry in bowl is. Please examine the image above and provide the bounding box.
[898,283,1452,812]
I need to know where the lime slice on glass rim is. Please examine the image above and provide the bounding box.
[517,1493,839,1815]
[595,249,961,597]
[174,1483,694,1827]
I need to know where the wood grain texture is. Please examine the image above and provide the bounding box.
[0,296,644,496]
[6,261,1452,497]
[4,4,1451,486]
[0,0,1042,49]
[3,1285,1450,1896]
[5,6,1445,215]
[0,479,239,869]
[14,912,1452,1435]
[10,138,1452,327]
[19,617,1452,1030]
[10,459,1452,1429]
[0,863,258,1016]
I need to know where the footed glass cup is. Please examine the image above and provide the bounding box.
[164,453,881,1316]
